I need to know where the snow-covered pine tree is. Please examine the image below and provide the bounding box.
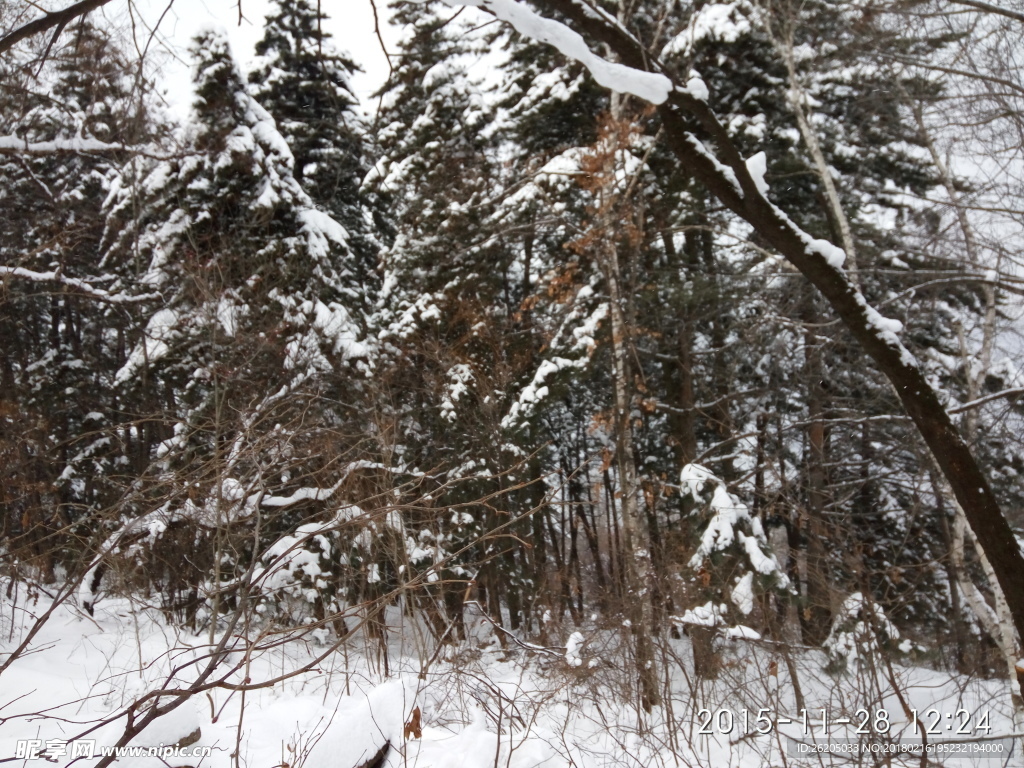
[822,591,908,676]
[363,1,543,639]
[484,1,760,657]
[101,28,370,626]
[675,463,791,677]
[650,0,959,649]
[249,0,379,319]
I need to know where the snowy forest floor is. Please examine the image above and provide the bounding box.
[0,581,1019,768]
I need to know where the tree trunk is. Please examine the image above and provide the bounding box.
[935,479,971,674]
[801,312,833,644]
[913,107,1022,718]
[602,240,661,709]
[689,625,720,680]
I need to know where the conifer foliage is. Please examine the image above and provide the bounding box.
[0,0,1022,711]
[99,28,371,623]
[250,0,378,309]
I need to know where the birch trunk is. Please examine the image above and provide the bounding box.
[913,105,1022,721]
[772,28,860,285]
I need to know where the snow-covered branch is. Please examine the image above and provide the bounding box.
[0,266,160,303]
[949,387,1024,415]
[0,134,175,159]
[441,0,671,103]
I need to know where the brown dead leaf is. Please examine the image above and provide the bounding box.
[404,706,422,740]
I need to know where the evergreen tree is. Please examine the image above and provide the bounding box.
[364,1,540,637]
[249,0,379,317]
[642,0,959,647]
[102,28,369,624]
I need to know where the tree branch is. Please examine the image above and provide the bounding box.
[949,387,1024,415]
[0,134,174,159]
[0,266,160,304]
[947,0,1024,24]
[0,0,119,56]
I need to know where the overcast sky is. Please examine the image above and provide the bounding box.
[100,0,401,118]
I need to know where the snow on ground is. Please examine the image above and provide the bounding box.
[0,581,1019,767]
